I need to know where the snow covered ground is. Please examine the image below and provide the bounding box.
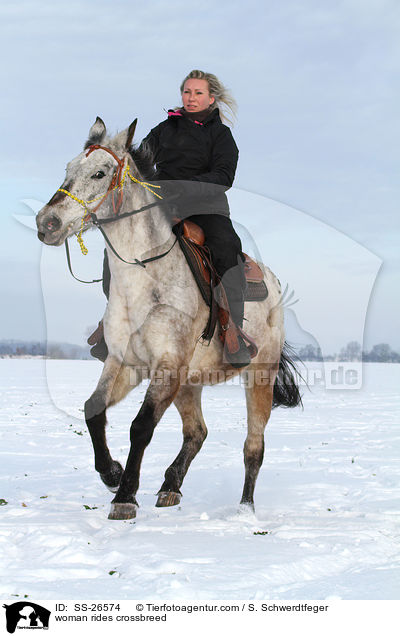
[0,359,399,600]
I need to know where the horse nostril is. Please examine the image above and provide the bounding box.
[37,231,45,242]
[45,215,61,233]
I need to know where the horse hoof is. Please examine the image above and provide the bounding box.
[100,461,123,493]
[239,501,255,514]
[155,491,182,507]
[108,502,137,520]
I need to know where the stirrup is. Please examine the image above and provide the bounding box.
[237,326,258,359]
[90,338,108,362]
[223,335,252,368]
[220,316,258,368]
[87,320,103,345]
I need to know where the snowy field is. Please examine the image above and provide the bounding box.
[0,359,399,601]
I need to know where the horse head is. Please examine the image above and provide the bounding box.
[36,117,137,246]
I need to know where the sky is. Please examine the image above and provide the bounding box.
[0,0,399,354]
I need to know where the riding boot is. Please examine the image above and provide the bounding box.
[216,275,253,369]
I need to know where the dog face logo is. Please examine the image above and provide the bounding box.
[3,602,51,633]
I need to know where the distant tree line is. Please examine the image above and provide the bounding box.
[297,341,400,363]
[1,339,399,362]
[0,340,91,360]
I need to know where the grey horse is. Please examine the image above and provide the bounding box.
[36,117,301,520]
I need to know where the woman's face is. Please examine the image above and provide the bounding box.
[181,79,215,113]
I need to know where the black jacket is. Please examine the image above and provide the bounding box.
[140,108,238,217]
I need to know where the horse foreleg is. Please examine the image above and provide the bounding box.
[156,385,207,507]
[240,364,278,511]
[85,358,140,493]
[108,366,181,520]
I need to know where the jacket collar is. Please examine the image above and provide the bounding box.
[167,107,220,126]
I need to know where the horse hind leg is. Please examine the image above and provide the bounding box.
[156,385,207,507]
[241,364,278,511]
[85,359,140,494]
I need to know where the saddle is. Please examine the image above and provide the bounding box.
[174,220,269,361]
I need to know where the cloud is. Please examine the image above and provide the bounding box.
[1,0,398,348]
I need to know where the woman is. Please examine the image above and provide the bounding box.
[89,69,250,366]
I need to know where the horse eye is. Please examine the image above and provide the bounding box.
[91,170,105,180]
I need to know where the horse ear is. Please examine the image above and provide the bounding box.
[112,119,138,152]
[84,116,106,150]
[125,119,137,149]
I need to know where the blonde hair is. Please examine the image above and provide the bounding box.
[180,69,237,126]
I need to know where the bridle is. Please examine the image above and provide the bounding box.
[58,144,178,283]
[82,144,127,218]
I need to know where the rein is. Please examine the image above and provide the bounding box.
[60,144,178,283]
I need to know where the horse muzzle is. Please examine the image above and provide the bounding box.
[36,211,64,245]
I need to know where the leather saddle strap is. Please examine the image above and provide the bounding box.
[198,243,219,342]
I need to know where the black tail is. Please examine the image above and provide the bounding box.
[273,342,303,409]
